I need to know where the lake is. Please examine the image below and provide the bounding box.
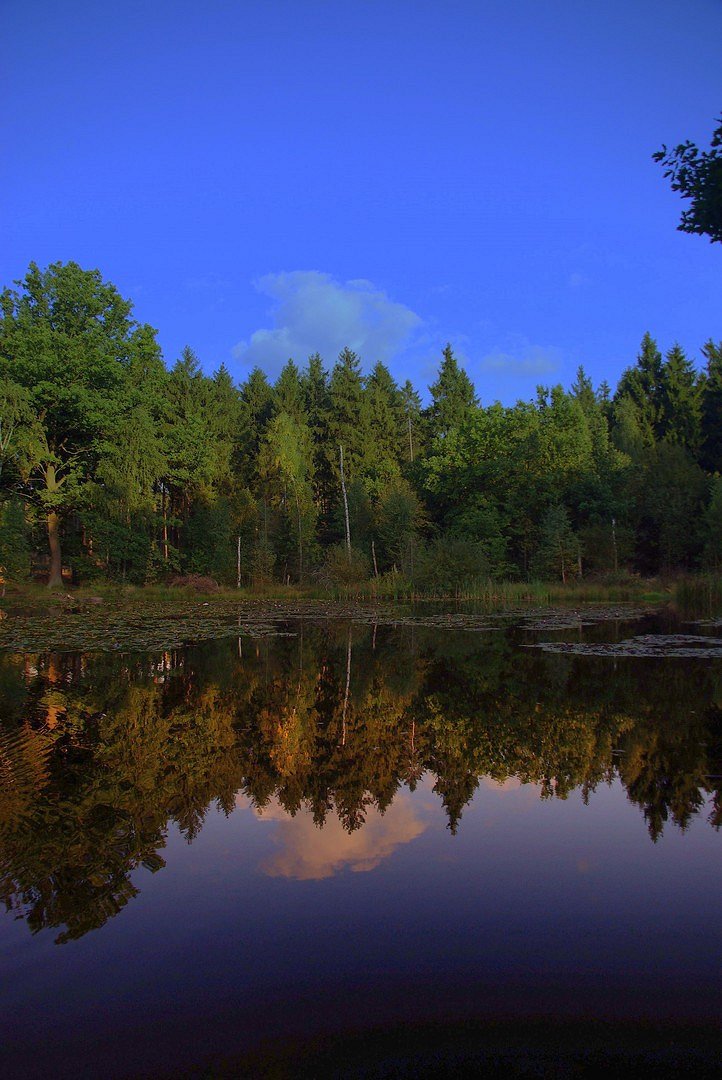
[1,604,722,1077]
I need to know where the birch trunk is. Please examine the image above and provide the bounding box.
[339,444,351,559]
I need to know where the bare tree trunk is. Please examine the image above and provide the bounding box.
[162,487,169,562]
[339,444,351,559]
[48,511,63,589]
[371,539,378,577]
[408,415,414,462]
[341,626,352,746]
[294,483,303,582]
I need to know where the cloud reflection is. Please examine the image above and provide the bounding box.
[238,793,428,880]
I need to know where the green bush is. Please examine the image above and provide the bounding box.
[318,544,370,588]
[0,499,31,580]
[412,538,492,596]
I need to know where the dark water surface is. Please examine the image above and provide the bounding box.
[1,607,722,1076]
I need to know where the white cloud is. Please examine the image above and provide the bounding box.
[480,339,562,378]
[232,271,422,376]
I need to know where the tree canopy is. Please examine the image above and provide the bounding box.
[654,115,722,243]
[0,260,720,588]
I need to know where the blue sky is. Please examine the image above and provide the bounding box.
[3,0,721,403]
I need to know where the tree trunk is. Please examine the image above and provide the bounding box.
[294,484,303,583]
[47,511,63,589]
[341,627,352,746]
[162,487,169,562]
[339,445,351,559]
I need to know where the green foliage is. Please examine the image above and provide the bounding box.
[0,260,720,591]
[413,538,492,595]
[702,477,722,571]
[628,444,707,574]
[319,544,370,587]
[654,116,722,243]
[376,477,424,576]
[659,344,702,453]
[185,491,256,585]
[0,261,162,585]
[445,495,508,576]
[251,539,276,588]
[0,499,30,579]
[274,359,305,421]
[613,333,664,451]
[701,340,722,473]
[427,343,478,439]
[531,504,580,583]
[259,412,317,581]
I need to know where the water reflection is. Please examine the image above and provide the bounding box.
[241,793,429,880]
[1,619,721,943]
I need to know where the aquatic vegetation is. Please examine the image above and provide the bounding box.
[529,633,722,658]
[0,596,667,652]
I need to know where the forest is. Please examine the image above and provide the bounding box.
[1,260,721,591]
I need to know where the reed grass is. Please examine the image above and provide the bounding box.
[673,574,722,618]
[1,572,669,610]
[330,574,664,605]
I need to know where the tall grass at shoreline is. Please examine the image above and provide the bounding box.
[673,575,722,618]
[331,573,666,604]
[0,573,674,608]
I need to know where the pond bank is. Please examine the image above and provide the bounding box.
[0,586,669,653]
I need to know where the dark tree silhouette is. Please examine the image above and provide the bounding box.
[653,116,722,243]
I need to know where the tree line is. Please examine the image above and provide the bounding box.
[1,260,721,588]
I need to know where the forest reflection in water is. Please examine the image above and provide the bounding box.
[1,615,722,946]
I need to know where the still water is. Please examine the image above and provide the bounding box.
[1,608,722,1076]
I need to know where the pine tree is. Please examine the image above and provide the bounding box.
[301,353,334,528]
[326,348,368,478]
[364,361,403,490]
[701,340,722,473]
[613,333,664,448]
[400,379,424,463]
[703,476,722,569]
[659,344,702,454]
[274,359,305,422]
[532,504,580,583]
[239,367,274,467]
[160,348,217,567]
[302,353,330,434]
[570,365,596,415]
[427,344,478,440]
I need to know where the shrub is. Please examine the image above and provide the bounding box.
[318,545,370,588]
[0,499,31,580]
[167,574,220,594]
[412,538,492,596]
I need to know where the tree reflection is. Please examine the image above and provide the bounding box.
[1,623,720,941]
